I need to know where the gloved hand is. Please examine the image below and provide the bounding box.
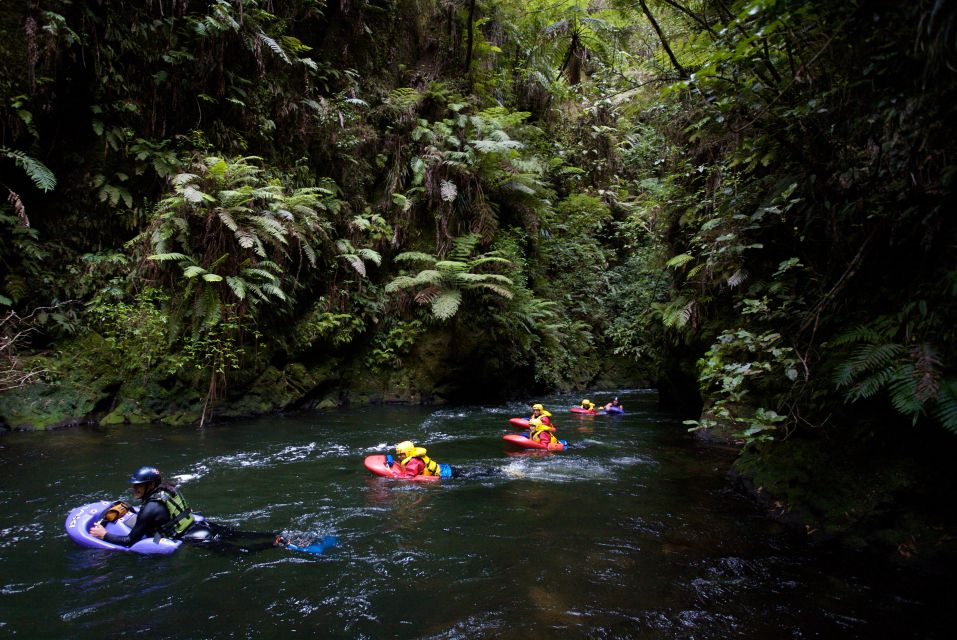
[386,454,394,467]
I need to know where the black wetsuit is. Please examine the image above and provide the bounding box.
[103,490,277,554]
[102,499,189,547]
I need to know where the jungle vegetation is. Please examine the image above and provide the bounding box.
[1,1,955,554]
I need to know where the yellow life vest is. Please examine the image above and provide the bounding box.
[531,424,557,444]
[400,447,441,476]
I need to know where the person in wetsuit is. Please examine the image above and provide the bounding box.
[90,466,281,553]
[603,397,624,412]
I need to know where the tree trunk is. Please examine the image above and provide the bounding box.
[464,0,477,87]
[638,0,687,78]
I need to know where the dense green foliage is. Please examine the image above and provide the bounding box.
[1,0,955,551]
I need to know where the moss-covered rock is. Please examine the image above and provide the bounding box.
[0,333,123,430]
[217,359,343,417]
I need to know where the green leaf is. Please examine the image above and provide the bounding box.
[666,253,694,269]
[183,265,208,278]
[147,252,192,263]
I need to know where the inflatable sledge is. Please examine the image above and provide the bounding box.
[363,455,451,481]
[509,417,530,428]
[502,433,566,451]
[601,406,625,415]
[65,500,204,554]
[570,408,598,415]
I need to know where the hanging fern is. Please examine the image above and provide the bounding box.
[934,380,957,435]
[1,148,56,192]
[833,318,953,430]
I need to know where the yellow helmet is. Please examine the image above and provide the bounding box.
[532,403,544,411]
[395,441,415,457]
[529,417,542,428]
[582,399,590,405]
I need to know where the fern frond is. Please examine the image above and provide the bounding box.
[242,267,280,283]
[183,265,208,278]
[830,318,898,346]
[472,283,514,299]
[172,172,199,187]
[451,234,480,261]
[385,276,417,292]
[342,254,366,276]
[357,248,381,266]
[666,253,694,269]
[2,148,57,192]
[148,252,192,263]
[236,230,256,249]
[727,269,748,288]
[195,286,221,327]
[440,180,457,202]
[468,256,512,268]
[471,138,524,153]
[301,242,317,267]
[933,379,957,434]
[248,215,288,243]
[431,289,462,320]
[435,260,468,273]
[394,252,436,265]
[259,32,291,63]
[414,286,442,305]
[843,366,897,402]
[411,270,443,286]
[888,365,923,420]
[262,284,288,301]
[834,343,905,386]
[217,210,239,231]
[225,276,246,301]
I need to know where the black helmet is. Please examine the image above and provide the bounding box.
[128,466,162,485]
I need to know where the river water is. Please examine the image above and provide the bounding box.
[0,390,949,638]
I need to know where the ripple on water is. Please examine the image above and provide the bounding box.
[174,442,351,483]
[501,456,613,483]
[609,454,658,467]
[0,523,43,549]
[1,581,40,595]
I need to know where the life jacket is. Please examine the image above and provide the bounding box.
[146,488,195,538]
[531,424,557,445]
[401,447,441,476]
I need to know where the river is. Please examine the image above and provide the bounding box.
[0,390,949,638]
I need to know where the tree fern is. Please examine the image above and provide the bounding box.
[140,155,347,335]
[386,236,516,320]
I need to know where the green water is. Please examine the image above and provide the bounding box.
[0,391,948,638]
